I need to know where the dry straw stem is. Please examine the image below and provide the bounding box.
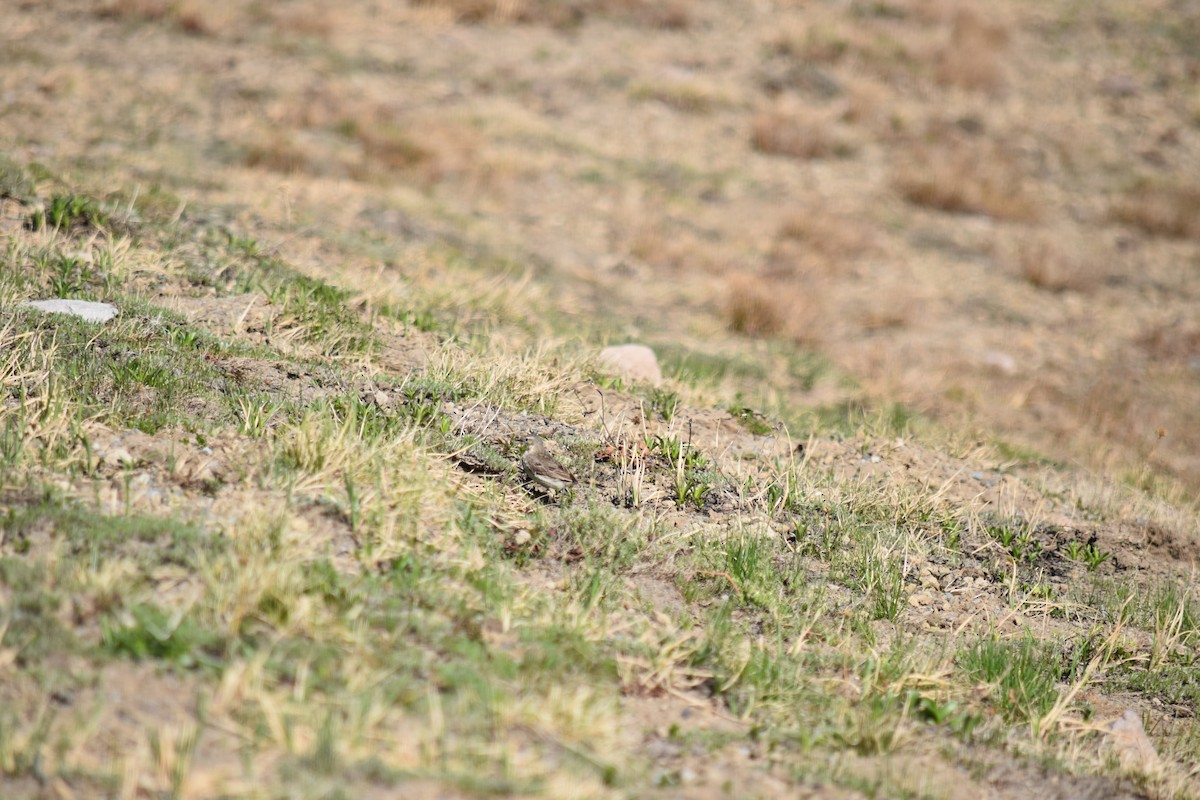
[893,137,1039,222]
[935,10,1010,93]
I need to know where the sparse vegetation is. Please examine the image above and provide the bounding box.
[723,274,784,337]
[893,136,1040,221]
[751,106,857,160]
[1111,180,1200,239]
[2,0,1200,796]
[1014,235,1096,292]
[935,10,1010,93]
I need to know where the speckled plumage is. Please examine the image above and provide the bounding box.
[521,436,576,491]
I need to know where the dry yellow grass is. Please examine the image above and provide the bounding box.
[412,0,690,28]
[1111,181,1200,239]
[1012,235,1097,293]
[723,273,784,337]
[893,136,1039,221]
[751,106,855,160]
[4,2,1200,794]
[935,10,1010,93]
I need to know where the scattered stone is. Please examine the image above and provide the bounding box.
[909,590,936,607]
[102,447,134,468]
[185,457,223,484]
[1104,709,1160,774]
[512,530,532,546]
[598,344,662,385]
[982,350,1017,375]
[21,299,118,323]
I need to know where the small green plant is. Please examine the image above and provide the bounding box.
[987,522,1042,563]
[863,555,905,622]
[1081,543,1110,572]
[647,435,708,471]
[236,394,282,437]
[646,386,680,422]
[987,523,1017,549]
[1012,529,1042,563]
[914,695,984,741]
[1062,541,1085,562]
[766,466,806,515]
[675,468,713,509]
[958,636,1062,728]
[102,603,221,667]
[649,435,716,509]
[27,193,109,231]
[728,406,773,436]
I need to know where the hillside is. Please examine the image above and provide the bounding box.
[1,1,1199,797]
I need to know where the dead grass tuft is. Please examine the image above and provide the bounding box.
[765,209,876,279]
[174,2,230,37]
[412,0,690,28]
[270,4,338,38]
[241,132,321,175]
[752,106,856,160]
[1137,320,1200,364]
[724,274,784,337]
[99,0,171,20]
[1111,181,1200,239]
[935,10,1010,92]
[99,0,234,35]
[349,118,481,187]
[768,24,853,64]
[630,80,727,114]
[859,289,917,331]
[893,137,1039,221]
[628,224,713,272]
[1012,235,1097,293]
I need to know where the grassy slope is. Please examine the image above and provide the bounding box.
[1,1,1199,798]
[1,167,1198,800]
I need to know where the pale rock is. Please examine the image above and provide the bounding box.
[102,447,134,467]
[908,590,936,607]
[598,344,662,385]
[1104,709,1161,774]
[982,350,1017,375]
[21,299,118,323]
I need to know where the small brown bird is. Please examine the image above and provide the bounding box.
[521,436,576,492]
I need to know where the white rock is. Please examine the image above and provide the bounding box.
[598,344,662,385]
[21,299,118,323]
